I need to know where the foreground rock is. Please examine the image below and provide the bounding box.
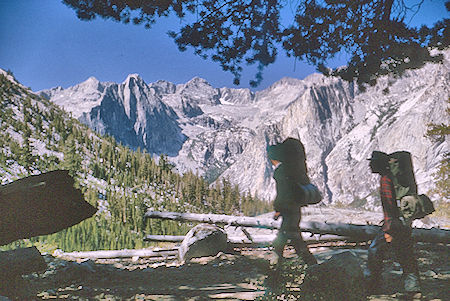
[178,223,229,262]
[301,251,366,301]
[0,170,97,246]
[0,247,47,299]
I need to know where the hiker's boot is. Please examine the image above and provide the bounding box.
[269,253,284,266]
[270,248,286,269]
[404,273,421,297]
[293,242,317,266]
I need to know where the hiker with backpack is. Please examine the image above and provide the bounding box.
[366,151,421,296]
[268,137,322,266]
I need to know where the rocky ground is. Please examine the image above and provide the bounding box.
[2,208,449,300]
[1,241,447,301]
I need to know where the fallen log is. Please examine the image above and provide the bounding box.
[144,233,355,245]
[145,211,280,229]
[0,247,47,277]
[144,211,450,243]
[55,248,178,259]
[95,256,179,262]
[144,235,185,242]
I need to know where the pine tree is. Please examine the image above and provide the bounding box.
[62,135,82,176]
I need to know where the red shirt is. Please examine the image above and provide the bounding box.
[380,175,401,232]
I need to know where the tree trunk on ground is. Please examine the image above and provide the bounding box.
[144,211,450,243]
[144,235,185,242]
[144,234,355,245]
[55,248,178,259]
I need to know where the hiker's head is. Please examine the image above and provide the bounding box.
[368,151,389,174]
[267,142,284,162]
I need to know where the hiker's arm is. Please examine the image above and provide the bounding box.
[273,211,280,220]
[380,176,399,233]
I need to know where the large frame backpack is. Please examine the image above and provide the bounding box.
[269,138,322,206]
[389,151,435,221]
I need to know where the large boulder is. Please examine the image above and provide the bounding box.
[178,224,229,262]
[0,170,97,246]
[301,251,366,300]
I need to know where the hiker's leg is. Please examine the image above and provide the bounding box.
[283,210,317,265]
[273,212,297,259]
[290,233,317,265]
[273,230,288,259]
[367,232,388,292]
[393,233,418,274]
[397,226,418,269]
[392,231,421,293]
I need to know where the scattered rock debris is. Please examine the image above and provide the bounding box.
[1,242,448,300]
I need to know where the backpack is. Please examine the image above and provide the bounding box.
[388,151,417,199]
[281,138,322,205]
[269,138,322,206]
[400,194,435,221]
[388,151,435,220]
[299,183,322,205]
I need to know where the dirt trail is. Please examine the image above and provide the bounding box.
[4,242,447,300]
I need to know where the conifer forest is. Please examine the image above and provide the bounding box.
[0,73,271,252]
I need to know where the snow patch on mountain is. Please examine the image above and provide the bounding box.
[39,76,109,119]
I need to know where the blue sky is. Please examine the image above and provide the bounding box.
[0,0,447,92]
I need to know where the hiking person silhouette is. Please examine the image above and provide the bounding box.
[367,151,420,296]
[268,137,317,266]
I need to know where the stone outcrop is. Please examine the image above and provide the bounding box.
[178,224,229,262]
[301,251,366,300]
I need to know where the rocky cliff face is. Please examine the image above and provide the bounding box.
[43,74,186,156]
[40,53,449,207]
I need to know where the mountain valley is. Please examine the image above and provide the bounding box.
[40,52,450,208]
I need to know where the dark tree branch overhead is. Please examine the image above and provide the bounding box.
[63,0,449,88]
